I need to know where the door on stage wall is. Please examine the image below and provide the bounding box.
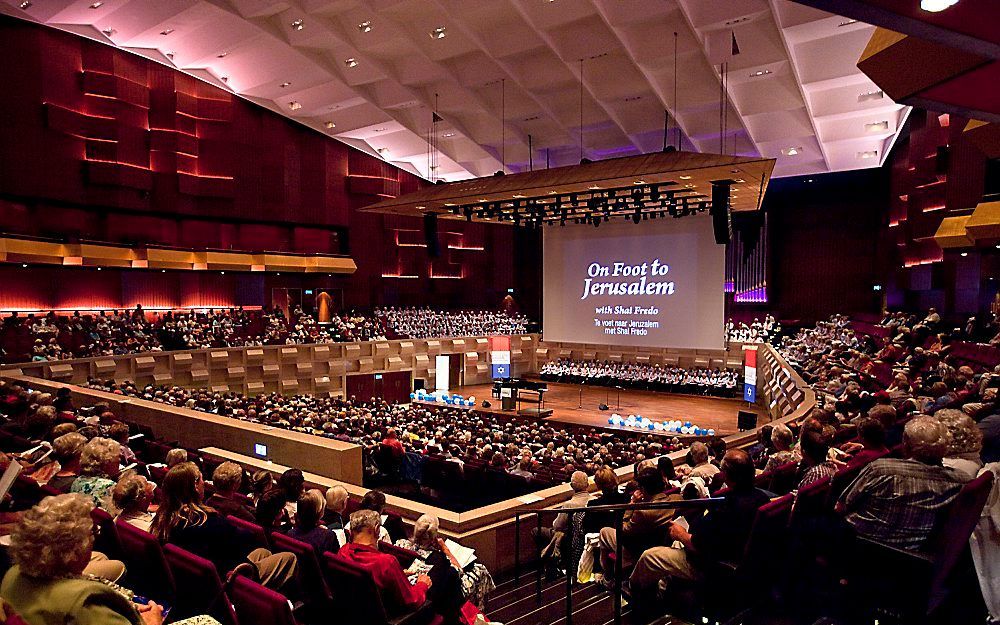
[346,371,412,404]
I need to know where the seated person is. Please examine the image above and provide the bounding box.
[151,462,297,590]
[599,465,680,578]
[339,509,432,617]
[287,490,340,555]
[835,416,971,550]
[842,417,889,467]
[37,432,86,493]
[796,431,839,490]
[685,442,720,483]
[70,437,121,511]
[1,494,163,625]
[584,466,626,534]
[206,462,255,522]
[630,450,769,593]
[534,471,591,574]
[323,485,349,529]
[112,472,155,532]
[396,514,495,611]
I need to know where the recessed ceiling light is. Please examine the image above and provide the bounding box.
[865,121,889,133]
[18,1,31,9]
[679,175,692,180]
[160,28,174,36]
[291,19,304,30]
[858,89,884,102]
[921,0,959,12]
[89,1,103,8]
[217,52,228,58]
[782,146,801,156]
[444,202,456,207]
[634,180,645,185]
[279,81,291,88]
[734,178,745,183]
[101,27,116,36]
[415,205,426,209]
[588,185,601,190]
[858,150,878,159]
[430,26,447,39]
[289,101,302,110]
[960,252,968,257]
[324,121,336,129]
[513,194,526,199]
[359,21,372,32]
[749,69,771,77]
[345,58,358,68]
[807,178,814,183]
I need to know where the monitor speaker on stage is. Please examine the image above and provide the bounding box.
[482,400,491,408]
[599,403,609,411]
[737,410,758,431]
[413,379,425,392]
[711,182,732,245]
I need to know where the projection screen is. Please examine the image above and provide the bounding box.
[542,214,726,349]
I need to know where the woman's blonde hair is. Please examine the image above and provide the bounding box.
[79,437,120,477]
[10,494,94,579]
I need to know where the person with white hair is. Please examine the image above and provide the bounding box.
[70,437,121,511]
[396,514,496,609]
[533,471,592,577]
[836,416,972,550]
[1,494,163,625]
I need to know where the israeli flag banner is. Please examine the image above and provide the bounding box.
[492,363,510,379]
[743,384,757,403]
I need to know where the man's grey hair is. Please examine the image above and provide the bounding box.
[904,416,952,463]
[349,508,381,533]
[325,485,349,513]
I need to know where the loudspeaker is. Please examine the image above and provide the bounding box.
[737,410,758,431]
[482,400,492,408]
[423,213,440,258]
[598,403,609,411]
[413,379,425,392]
[711,182,732,245]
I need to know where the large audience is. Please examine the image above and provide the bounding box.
[0,306,532,363]
[539,359,740,397]
[0,304,998,625]
[81,379,684,480]
[375,307,530,339]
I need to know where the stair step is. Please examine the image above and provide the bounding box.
[505,581,607,625]
[487,572,563,613]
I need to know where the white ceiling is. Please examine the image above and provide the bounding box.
[2,0,909,181]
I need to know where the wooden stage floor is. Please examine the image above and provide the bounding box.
[454,381,760,437]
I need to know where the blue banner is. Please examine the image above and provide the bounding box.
[491,363,510,379]
[743,384,756,403]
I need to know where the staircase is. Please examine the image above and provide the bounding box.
[485,567,691,625]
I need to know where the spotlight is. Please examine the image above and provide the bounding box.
[358,20,373,33]
[291,19,304,30]
[429,27,447,39]
[345,58,358,68]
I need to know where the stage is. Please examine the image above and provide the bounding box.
[450,380,760,437]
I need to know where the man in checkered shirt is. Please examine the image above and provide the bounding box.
[835,415,971,550]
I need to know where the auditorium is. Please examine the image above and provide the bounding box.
[0,1,997,624]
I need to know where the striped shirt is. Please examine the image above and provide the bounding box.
[839,457,969,550]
